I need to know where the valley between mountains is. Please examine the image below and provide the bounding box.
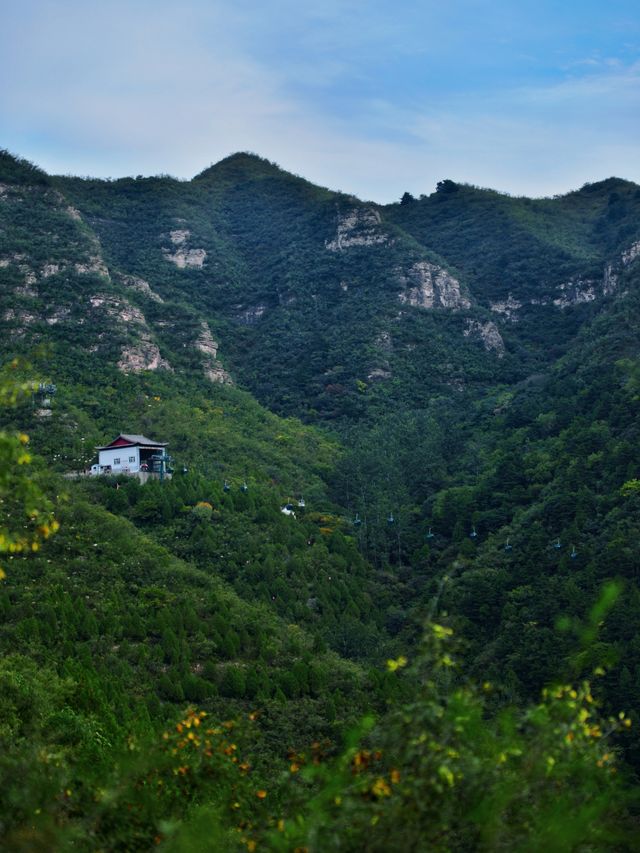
[2,148,640,849]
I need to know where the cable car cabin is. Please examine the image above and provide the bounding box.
[93,434,171,479]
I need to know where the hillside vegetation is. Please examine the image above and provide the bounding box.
[1,148,640,848]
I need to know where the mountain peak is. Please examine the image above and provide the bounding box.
[193,151,284,184]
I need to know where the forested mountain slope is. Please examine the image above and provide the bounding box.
[388,177,640,366]
[50,152,513,417]
[4,149,638,424]
[2,147,640,848]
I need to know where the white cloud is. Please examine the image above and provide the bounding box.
[1,1,639,200]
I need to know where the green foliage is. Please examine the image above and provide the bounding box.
[2,149,640,847]
[262,622,633,852]
[1,616,633,851]
[0,360,58,570]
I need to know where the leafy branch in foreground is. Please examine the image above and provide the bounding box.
[265,616,634,852]
[0,597,633,851]
[0,360,58,575]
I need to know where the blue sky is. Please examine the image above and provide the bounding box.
[1,0,639,200]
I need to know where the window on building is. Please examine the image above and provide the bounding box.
[129,456,135,463]
[113,457,120,465]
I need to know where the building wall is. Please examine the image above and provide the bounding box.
[98,446,140,472]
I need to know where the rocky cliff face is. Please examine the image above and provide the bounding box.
[163,228,207,268]
[119,274,164,303]
[118,339,170,373]
[622,240,640,267]
[0,175,175,378]
[463,320,505,356]
[490,294,522,320]
[552,278,599,308]
[397,261,470,310]
[194,322,231,384]
[89,294,172,373]
[0,186,108,289]
[549,238,640,308]
[326,206,389,251]
[488,239,640,314]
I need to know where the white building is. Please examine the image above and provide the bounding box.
[92,434,169,476]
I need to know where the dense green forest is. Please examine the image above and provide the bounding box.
[1,148,640,849]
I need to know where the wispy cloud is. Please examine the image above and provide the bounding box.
[1,0,639,200]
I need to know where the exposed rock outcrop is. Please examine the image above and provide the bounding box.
[169,229,190,245]
[89,294,146,325]
[16,265,38,296]
[621,240,640,267]
[41,263,60,278]
[118,341,170,373]
[120,274,164,303]
[375,330,393,352]
[493,238,640,314]
[553,278,598,308]
[89,293,171,373]
[397,261,470,310]
[367,367,392,382]
[162,228,207,268]
[490,294,522,320]
[164,247,207,269]
[2,251,111,286]
[464,320,505,357]
[46,307,71,325]
[195,322,219,359]
[195,322,232,384]
[3,308,37,326]
[203,363,232,384]
[75,256,110,277]
[0,184,24,202]
[598,238,640,297]
[0,254,39,296]
[326,207,389,251]
[603,263,618,295]
[367,331,393,382]
[553,245,637,306]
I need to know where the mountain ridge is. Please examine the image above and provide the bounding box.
[5,146,638,202]
[3,147,639,429]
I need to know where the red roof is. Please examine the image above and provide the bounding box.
[95,433,168,451]
[109,437,134,447]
